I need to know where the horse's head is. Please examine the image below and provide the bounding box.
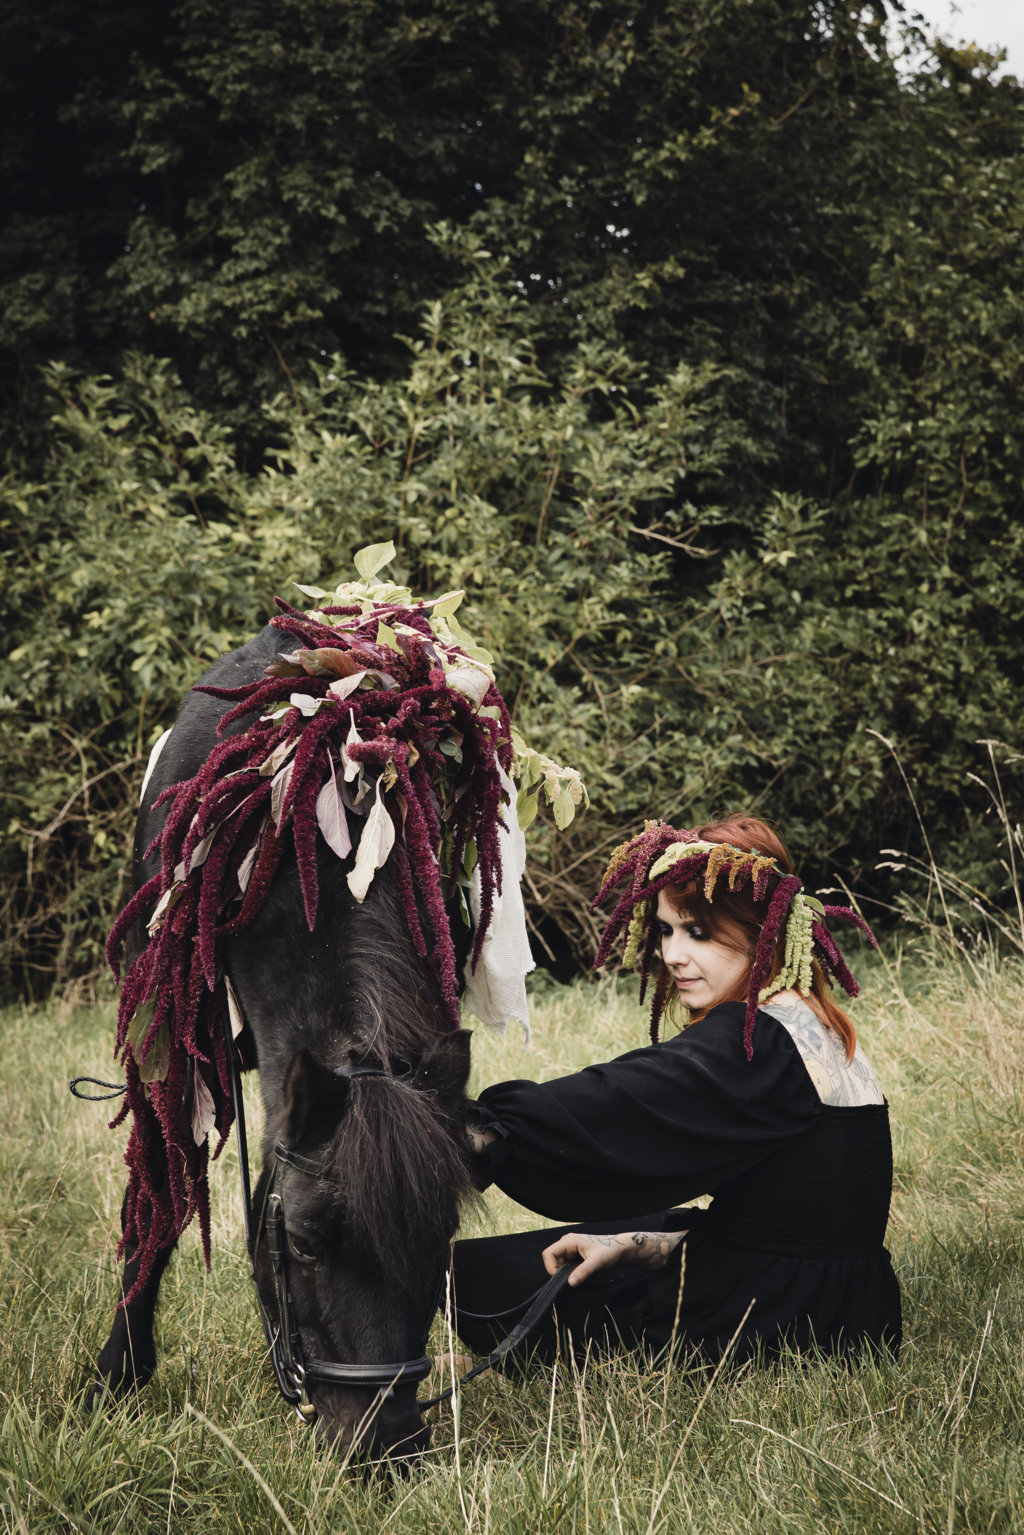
[251,1029,473,1463]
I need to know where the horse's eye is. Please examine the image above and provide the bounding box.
[287,1232,320,1265]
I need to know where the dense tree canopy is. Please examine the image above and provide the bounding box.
[2,0,1023,993]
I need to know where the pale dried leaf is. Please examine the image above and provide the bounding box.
[191,1065,217,1146]
[237,843,258,893]
[225,975,245,1039]
[316,760,352,860]
[270,758,296,826]
[188,826,218,873]
[259,736,297,778]
[342,712,363,783]
[347,779,396,902]
[328,670,366,701]
[146,882,183,938]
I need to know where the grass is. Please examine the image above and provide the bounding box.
[1,947,1022,1534]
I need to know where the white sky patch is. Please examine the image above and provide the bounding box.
[897,0,1024,78]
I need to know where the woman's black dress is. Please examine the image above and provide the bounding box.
[453,1001,901,1367]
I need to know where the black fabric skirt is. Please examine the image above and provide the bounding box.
[450,1207,902,1369]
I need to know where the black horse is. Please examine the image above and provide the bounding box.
[95,618,487,1462]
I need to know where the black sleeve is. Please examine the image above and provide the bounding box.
[475,1002,823,1221]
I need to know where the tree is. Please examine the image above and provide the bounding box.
[3,1,1023,992]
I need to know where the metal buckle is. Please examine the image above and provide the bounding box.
[288,1363,317,1423]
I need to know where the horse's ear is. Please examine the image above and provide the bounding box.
[282,1049,350,1149]
[413,1030,472,1101]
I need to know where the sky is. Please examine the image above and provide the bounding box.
[897,0,1024,77]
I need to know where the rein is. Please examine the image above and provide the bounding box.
[222,1010,576,1427]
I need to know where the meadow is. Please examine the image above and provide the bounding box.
[1,940,1021,1533]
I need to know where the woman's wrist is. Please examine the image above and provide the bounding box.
[621,1230,686,1270]
[466,1125,498,1154]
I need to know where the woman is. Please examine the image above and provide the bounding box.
[453,816,901,1368]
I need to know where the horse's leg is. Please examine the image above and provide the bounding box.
[94,1189,176,1398]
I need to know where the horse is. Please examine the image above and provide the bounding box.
[93,580,548,1464]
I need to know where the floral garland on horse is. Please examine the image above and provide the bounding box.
[106,544,585,1294]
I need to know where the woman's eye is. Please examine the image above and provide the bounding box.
[288,1233,320,1264]
[686,924,707,941]
[656,921,672,938]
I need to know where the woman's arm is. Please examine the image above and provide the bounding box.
[475,1004,823,1221]
[542,1229,686,1286]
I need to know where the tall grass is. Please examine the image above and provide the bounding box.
[1,941,1022,1531]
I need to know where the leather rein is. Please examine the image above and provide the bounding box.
[222,1010,575,1426]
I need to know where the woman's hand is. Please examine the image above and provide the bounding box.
[542,1230,685,1287]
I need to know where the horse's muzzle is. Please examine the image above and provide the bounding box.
[314,1387,431,1471]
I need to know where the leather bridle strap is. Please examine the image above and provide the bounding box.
[264,1150,433,1395]
[222,1000,579,1425]
[222,1004,432,1420]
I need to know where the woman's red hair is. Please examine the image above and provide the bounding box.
[659,815,858,1061]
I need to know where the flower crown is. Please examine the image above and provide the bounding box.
[592,821,876,1057]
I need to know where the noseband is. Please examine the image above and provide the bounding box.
[224,1031,433,1424]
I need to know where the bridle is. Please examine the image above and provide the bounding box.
[223,1020,577,1429]
[223,1009,585,1437]
[224,1027,435,1423]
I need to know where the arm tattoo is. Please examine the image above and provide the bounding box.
[579,1231,685,1269]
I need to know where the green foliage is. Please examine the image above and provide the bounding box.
[0,356,307,988]
[0,290,742,988]
[3,1,1024,991]
[0,0,933,428]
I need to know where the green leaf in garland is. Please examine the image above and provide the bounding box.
[128,997,157,1065]
[140,1024,170,1084]
[552,782,576,830]
[517,783,540,832]
[354,541,396,582]
[431,590,464,619]
[129,999,170,1083]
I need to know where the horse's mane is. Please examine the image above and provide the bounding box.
[332,1086,474,1291]
[106,594,513,1298]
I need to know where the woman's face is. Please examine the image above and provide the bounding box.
[655,891,751,1011]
